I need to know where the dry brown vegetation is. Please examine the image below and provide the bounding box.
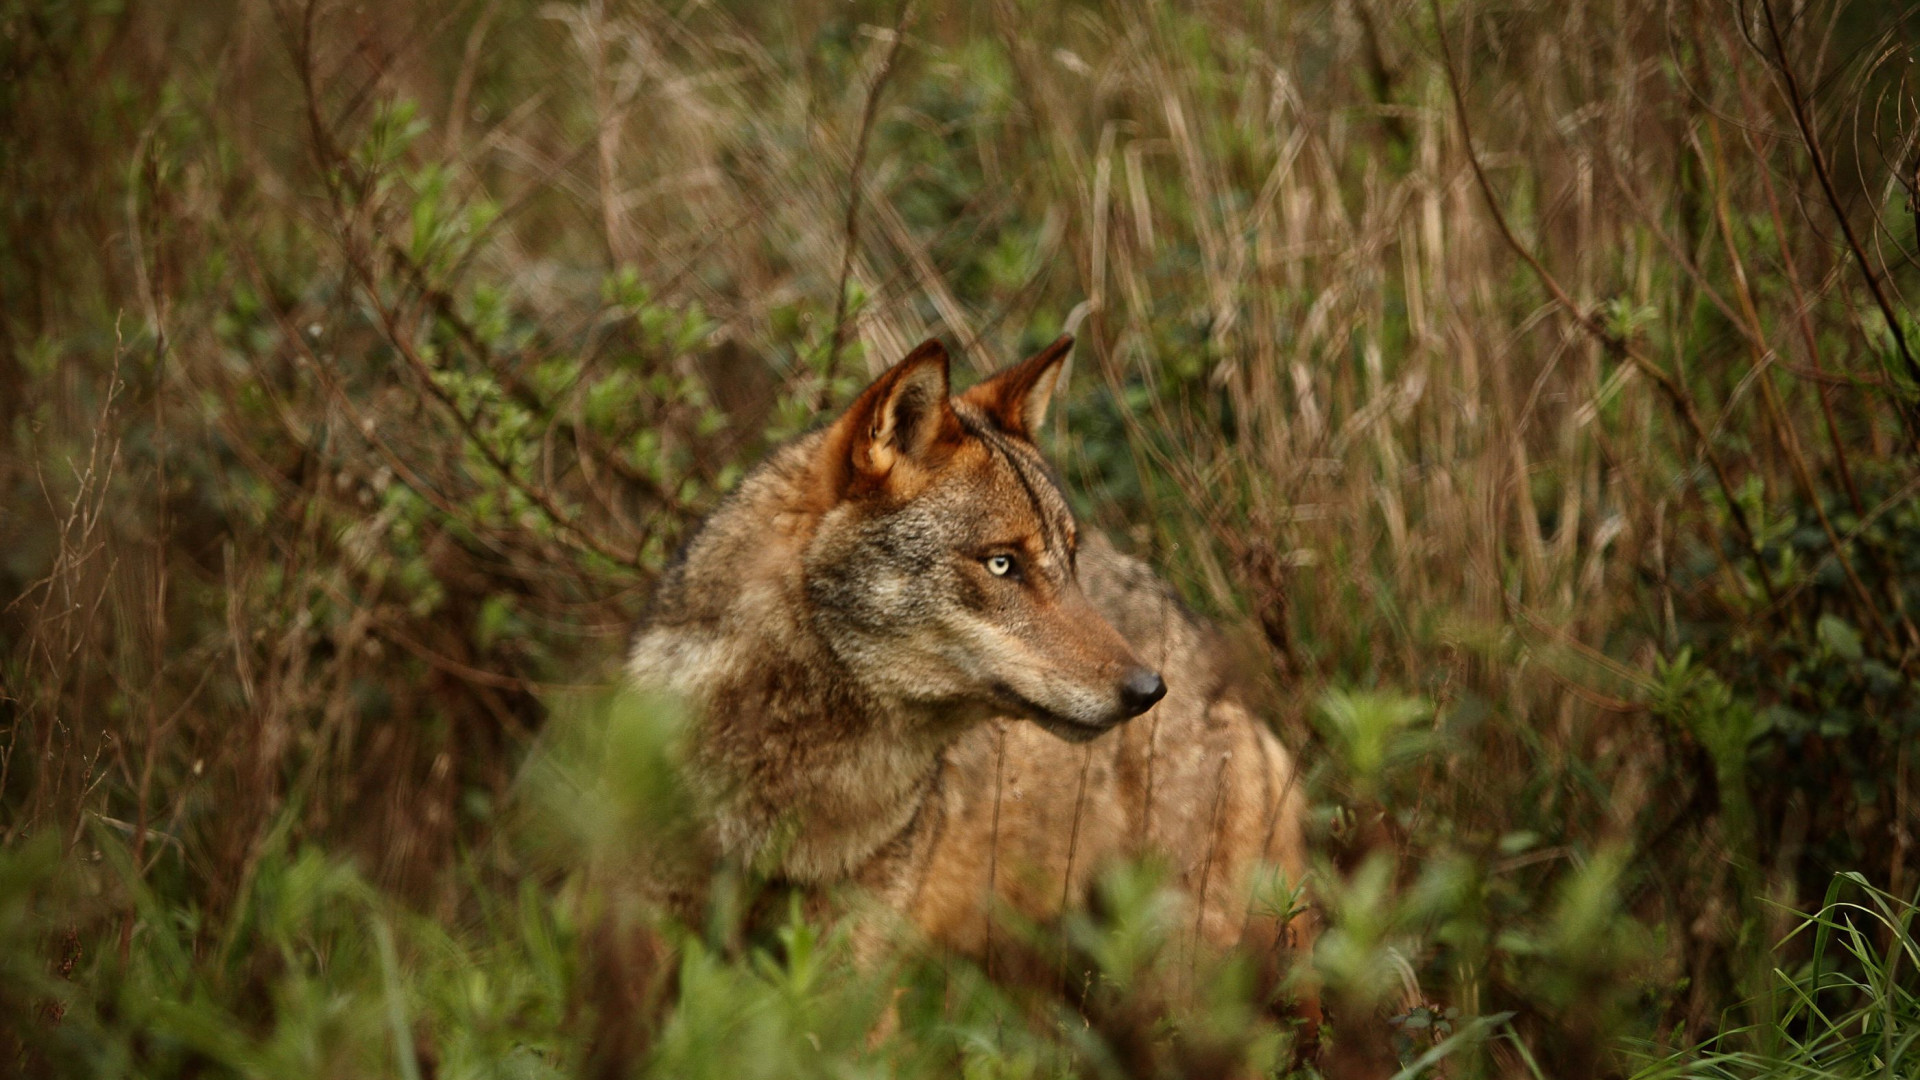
[3,0,1919,1076]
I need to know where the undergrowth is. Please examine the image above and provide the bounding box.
[3,0,1919,1076]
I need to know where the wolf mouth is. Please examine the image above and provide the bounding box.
[990,683,1117,743]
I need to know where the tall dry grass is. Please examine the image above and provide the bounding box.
[3,0,1918,1076]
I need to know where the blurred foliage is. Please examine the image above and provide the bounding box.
[3,0,1919,1076]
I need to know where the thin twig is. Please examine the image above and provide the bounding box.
[821,6,914,405]
[1759,0,1920,426]
[1702,116,1897,651]
[1429,0,1778,606]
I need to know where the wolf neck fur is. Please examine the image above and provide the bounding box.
[628,432,962,884]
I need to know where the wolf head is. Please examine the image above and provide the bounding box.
[803,336,1165,742]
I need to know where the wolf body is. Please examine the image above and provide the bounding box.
[625,336,1312,988]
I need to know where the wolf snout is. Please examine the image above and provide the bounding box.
[1117,667,1166,717]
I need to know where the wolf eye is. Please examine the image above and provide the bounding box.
[984,554,1017,578]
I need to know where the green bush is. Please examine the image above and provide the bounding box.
[3,0,1917,1076]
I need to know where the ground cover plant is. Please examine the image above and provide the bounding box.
[2,0,1918,1076]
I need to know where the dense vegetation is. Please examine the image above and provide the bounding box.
[3,0,1918,1076]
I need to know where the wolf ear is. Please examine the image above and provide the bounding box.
[844,338,961,481]
[960,334,1073,441]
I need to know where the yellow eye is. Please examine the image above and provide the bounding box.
[985,554,1015,578]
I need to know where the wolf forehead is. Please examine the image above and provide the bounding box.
[817,409,1080,582]
[934,399,1080,553]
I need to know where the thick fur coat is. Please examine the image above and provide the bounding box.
[624,335,1313,997]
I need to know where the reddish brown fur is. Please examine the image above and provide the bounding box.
[620,336,1320,1069]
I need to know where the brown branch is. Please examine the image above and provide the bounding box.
[1701,117,1897,652]
[383,240,686,517]
[821,5,914,407]
[1428,0,1778,607]
[1720,132,1896,657]
[1759,0,1920,416]
[278,1,662,571]
[1734,69,1920,654]
[368,294,641,569]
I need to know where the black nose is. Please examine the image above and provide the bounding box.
[1118,668,1166,717]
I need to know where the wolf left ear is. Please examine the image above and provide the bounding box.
[844,338,962,481]
[960,334,1073,441]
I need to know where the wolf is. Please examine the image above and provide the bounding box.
[621,334,1318,1045]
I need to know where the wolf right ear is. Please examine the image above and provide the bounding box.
[843,338,961,483]
[960,334,1073,441]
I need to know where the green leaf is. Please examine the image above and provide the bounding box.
[1816,614,1863,663]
